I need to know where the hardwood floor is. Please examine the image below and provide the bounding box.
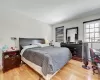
[0,60,99,80]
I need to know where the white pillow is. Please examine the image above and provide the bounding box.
[32,43,49,47]
[22,45,39,49]
[38,44,49,47]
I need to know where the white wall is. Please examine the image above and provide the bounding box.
[0,8,52,67]
[52,13,100,48]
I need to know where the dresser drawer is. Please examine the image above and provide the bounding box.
[3,57,16,72]
[4,57,16,65]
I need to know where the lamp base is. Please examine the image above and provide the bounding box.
[82,65,90,70]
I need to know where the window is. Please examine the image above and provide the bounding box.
[84,20,100,42]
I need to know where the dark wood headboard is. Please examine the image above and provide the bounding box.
[19,38,45,51]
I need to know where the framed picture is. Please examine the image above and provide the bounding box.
[55,26,64,42]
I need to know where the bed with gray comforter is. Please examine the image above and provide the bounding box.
[22,46,72,75]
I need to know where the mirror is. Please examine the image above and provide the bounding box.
[66,27,78,43]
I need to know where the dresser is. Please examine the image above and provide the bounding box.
[2,50,21,72]
[61,43,82,61]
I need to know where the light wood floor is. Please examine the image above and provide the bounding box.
[0,60,99,80]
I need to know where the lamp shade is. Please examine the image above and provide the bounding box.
[45,39,49,44]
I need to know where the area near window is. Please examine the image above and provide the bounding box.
[84,20,100,42]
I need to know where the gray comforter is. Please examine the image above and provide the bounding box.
[22,46,72,75]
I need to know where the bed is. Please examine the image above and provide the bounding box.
[19,38,72,80]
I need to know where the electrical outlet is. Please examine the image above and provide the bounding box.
[0,65,1,70]
[0,64,1,69]
[0,62,2,70]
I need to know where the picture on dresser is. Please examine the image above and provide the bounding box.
[55,26,64,42]
[66,27,78,43]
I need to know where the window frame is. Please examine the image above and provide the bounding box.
[83,19,100,43]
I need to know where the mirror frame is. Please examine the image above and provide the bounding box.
[66,27,78,42]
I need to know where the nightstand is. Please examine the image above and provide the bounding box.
[2,50,21,72]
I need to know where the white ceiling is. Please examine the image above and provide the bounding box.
[1,0,100,25]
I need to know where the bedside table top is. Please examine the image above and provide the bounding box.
[3,50,19,53]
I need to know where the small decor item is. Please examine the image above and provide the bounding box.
[75,34,78,44]
[67,36,70,43]
[2,45,9,52]
[49,40,53,46]
[55,26,64,42]
[78,40,82,44]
